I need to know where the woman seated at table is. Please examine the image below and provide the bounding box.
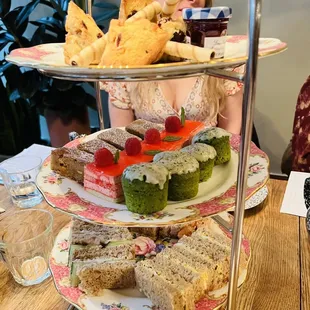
[101,0,244,135]
[281,76,310,175]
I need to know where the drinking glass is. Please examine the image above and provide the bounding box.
[0,209,54,286]
[0,156,43,208]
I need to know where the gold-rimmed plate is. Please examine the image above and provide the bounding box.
[6,36,287,81]
[36,130,269,227]
[49,213,251,310]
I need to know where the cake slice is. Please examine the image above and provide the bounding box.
[194,218,233,248]
[71,219,132,238]
[194,218,249,273]
[70,243,135,287]
[180,235,230,261]
[175,236,230,291]
[70,227,133,246]
[73,243,135,261]
[84,163,125,203]
[77,139,118,155]
[77,259,136,295]
[68,220,135,289]
[69,219,132,264]
[154,250,206,302]
[125,119,164,139]
[135,259,195,310]
[50,147,94,183]
[98,128,141,150]
[158,247,213,294]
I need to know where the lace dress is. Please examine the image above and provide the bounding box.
[101,66,244,127]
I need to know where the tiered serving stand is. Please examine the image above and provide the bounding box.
[6,0,286,309]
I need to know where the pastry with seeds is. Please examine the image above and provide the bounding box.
[50,147,93,184]
[119,0,154,20]
[99,19,170,67]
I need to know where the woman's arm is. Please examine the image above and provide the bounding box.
[218,89,243,135]
[108,97,135,128]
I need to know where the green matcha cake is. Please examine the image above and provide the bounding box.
[153,151,200,201]
[122,163,170,214]
[192,127,231,165]
[180,143,217,182]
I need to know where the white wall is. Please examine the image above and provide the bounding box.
[219,0,310,173]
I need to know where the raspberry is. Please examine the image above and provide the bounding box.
[165,116,182,133]
[125,137,142,156]
[94,148,114,167]
[145,128,161,144]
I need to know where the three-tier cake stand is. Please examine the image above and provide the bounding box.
[83,1,265,308]
[6,0,285,309]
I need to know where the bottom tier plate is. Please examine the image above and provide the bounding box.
[49,213,251,310]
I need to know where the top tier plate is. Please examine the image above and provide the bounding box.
[6,36,287,82]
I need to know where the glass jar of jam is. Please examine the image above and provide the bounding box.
[182,7,232,59]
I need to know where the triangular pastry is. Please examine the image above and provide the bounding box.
[64,1,104,64]
[119,0,154,20]
[99,19,170,67]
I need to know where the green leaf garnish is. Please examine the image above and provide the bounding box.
[181,107,185,127]
[163,136,182,142]
[114,150,120,164]
[144,150,162,156]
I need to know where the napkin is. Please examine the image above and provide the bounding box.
[0,144,55,185]
[280,171,309,218]
[16,144,55,161]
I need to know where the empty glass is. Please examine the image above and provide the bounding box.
[0,209,54,286]
[0,156,43,208]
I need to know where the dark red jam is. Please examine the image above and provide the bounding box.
[184,18,229,48]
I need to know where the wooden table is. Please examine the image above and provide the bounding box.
[0,179,309,310]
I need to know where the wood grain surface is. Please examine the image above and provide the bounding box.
[300,219,310,310]
[238,180,302,310]
[0,179,309,310]
[0,187,70,310]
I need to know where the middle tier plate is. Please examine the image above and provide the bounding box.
[37,131,269,227]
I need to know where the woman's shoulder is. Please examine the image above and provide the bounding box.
[100,82,132,109]
[223,65,245,96]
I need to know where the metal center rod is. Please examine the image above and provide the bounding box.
[86,0,105,130]
[226,0,262,309]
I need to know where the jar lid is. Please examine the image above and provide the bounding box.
[182,7,232,20]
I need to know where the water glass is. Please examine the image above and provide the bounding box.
[0,209,54,286]
[0,156,43,208]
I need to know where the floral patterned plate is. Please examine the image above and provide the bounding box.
[36,132,269,227]
[6,36,287,81]
[49,213,250,310]
[244,185,268,210]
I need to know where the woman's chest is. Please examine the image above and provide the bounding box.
[158,78,198,111]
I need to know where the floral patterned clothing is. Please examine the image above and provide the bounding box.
[292,76,310,172]
[101,66,244,127]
